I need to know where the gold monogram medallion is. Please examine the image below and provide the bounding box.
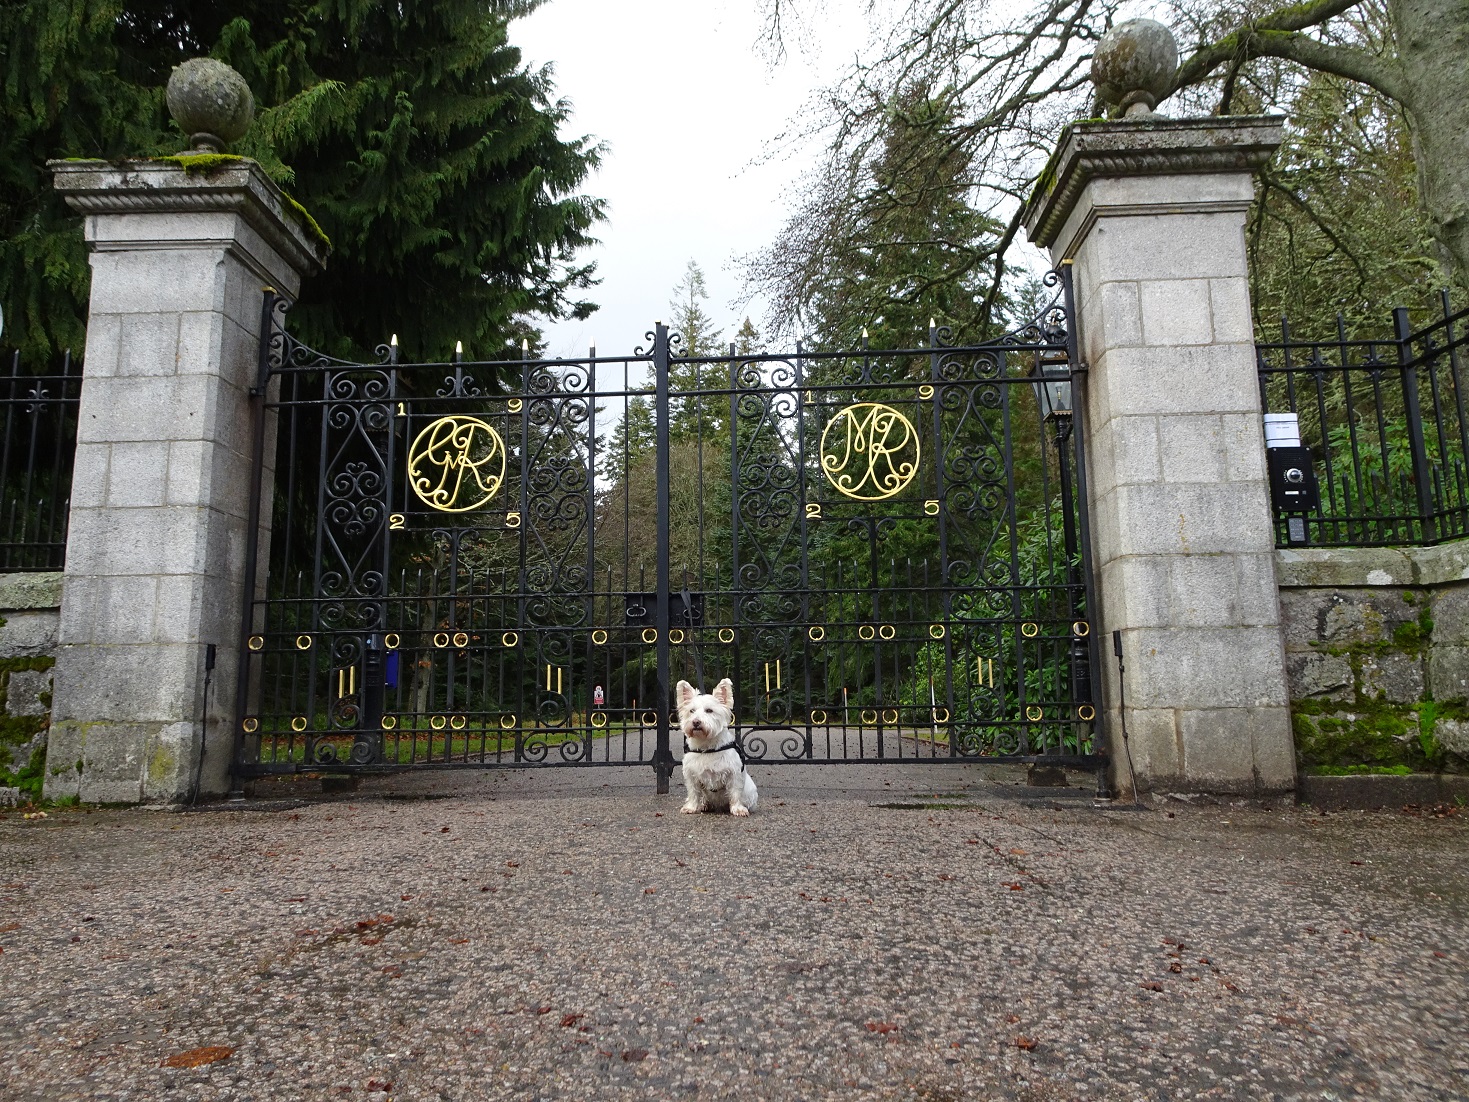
[819,402,920,501]
[407,415,506,512]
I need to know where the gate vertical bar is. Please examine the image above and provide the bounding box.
[1395,307,1437,543]
[652,323,675,792]
[1061,263,1107,772]
[230,289,280,795]
[927,321,957,754]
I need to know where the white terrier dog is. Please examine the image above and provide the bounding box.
[676,678,758,817]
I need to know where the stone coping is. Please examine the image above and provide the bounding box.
[49,158,328,277]
[1022,115,1286,249]
[1277,543,1469,588]
[0,571,62,611]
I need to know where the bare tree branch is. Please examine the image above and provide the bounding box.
[1174,0,1408,106]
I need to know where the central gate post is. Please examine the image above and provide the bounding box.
[652,323,675,793]
[1022,115,1295,800]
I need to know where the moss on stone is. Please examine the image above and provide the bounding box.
[1,744,45,803]
[0,656,56,804]
[282,193,332,251]
[153,153,248,175]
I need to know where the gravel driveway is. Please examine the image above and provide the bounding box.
[1,764,1465,1101]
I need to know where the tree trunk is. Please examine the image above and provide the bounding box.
[1393,0,1469,291]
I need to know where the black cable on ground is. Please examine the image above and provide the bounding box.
[1113,630,1142,809]
[190,643,217,807]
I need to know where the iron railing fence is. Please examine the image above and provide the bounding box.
[0,351,81,571]
[1257,292,1469,547]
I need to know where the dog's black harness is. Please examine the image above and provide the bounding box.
[682,735,747,772]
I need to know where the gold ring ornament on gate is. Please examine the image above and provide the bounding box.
[502,631,519,648]
[590,711,608,728]
[642,710,658,727]
[811,709,827,725]
[642,628,658,644]
[932,707,950,724]
[451,715,466,730]
[1078,704,1096,721]
[859,625,876,641]
[861,708,878,724]
[295,634,313,650]
[592,629,608,645]
[669,629,685,644]
[879,624,896,640]
[1026,706,1044,722]
[1072,620,1090,637]
[500,714,517,729]
[248,634,265,651]
[819,402,921,500]
[808,625,825,643]
[718,628,735,644]
[882,708,900,724]
[291,716,308,732]
[929,624,946,640]
[1021,622,1040,638]
[381,716,397,730]
[431,715,447,730]
[241,717,259,733]
[407,415,506,513]
[434,632,451,648]
[384,633,399,650]
[452,632,469,648]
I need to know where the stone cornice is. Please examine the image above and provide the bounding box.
[49,158,329,277]
[1022,116,1286,250]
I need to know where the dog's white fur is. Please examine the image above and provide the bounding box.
[677,678,758,817]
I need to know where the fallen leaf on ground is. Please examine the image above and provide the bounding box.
[622,1049,649,1062]
[560,1013,585,1028]
[865,1022,898,1034]
[162,1046,235,1069]
[1139,982,1163,992]
[1014,1036,1037,1050]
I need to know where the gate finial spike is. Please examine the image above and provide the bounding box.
[929,317,936,329]
[455,340,463,354]
[390,333,398,347]
[521,337,530,353]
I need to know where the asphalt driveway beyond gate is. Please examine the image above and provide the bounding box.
[1,765,1466,1101]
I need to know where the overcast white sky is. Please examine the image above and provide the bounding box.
[515,0,869,358]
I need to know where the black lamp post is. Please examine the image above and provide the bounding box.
[1029,349,1092,728]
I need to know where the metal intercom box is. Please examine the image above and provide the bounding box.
[1266,445,1320,514]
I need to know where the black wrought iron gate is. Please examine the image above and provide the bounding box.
[232,269,1105,791]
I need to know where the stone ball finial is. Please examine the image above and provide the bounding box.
[166,58,254,153]
[1091,19,1179,118]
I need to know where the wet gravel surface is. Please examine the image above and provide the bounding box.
[1,764,1466,1101]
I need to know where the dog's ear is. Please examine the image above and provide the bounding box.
[676,680,696,710]
[712,677,734,709]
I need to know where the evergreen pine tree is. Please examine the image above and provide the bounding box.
[0,0,603,366]
[666,260,724,441]
[745,92,1004,349]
